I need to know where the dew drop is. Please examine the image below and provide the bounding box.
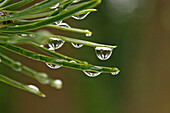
[111,71,120,75]
[48,38,65,50]
[55,21,70,28]
[71,43,83,48]
[83,71,101,77]
[72,12,90,20]
[70,60,76,63]
[46,63,61,69]
[95,47,113,60]
[52,79,63,89]
[28,85,39,92]
[85,30,92,37]
[50,3,59,9]
[13,62,22,71]
[40,45,44,47]
[21,34,28,37]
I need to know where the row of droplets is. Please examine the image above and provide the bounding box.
[42,4,119,77]
[42,37,118,77]
[46,37,114,60]
[50,3,91,20]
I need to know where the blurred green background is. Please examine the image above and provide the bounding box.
[1,0,170,113]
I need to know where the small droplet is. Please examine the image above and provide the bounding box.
[46,63,61,69]
[29,34,34,37]
[70,60,76,63]
[55,21,62,25]
[111,71,120,75]
[71,43,83,48]
[72,12,90,20]
[21,34,28,37]
[55,21,70,28]
[50,3,59,9]
[40,45,44,47]
[28,85,39,92]
[85,30,92,37]
[52,79,63,89]
[95,47,113,60]
[13,62,22,71]
[48,38,65,50]
[83,71,101,77]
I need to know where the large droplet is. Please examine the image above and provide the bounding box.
[48,38,65,50]
[71,43,83,48]
[52,79,63,89]
[72,12,90,20]
[83,71,101,77]
[28,85,39,92]
[95,47,113,60]
[46,63,61,69]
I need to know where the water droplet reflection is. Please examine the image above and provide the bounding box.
[83,71,101,77]
[72,12,90,20]
[95,47,113,60]
[48,38,65,50]
[71,43,83,48]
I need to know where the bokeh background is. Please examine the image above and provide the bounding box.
[0,0,170,113]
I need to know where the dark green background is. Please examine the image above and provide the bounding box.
[0,0,170,113]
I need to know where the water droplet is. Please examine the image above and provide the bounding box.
[71,43,83,48]
[84,30,92,37]
[21,34,28,37]
[48,38,65,50]
[72,12,90,20]
[95,47,113,60]
[111,71,120,75]
[29,34,34,37]
[13,62,22,71]
[55,21,70,28]
[52,79,63,89]
[83,71,101,77]
[70,60,76,63]
[28,85,39,92]
[50,3,59,9]
[40,45,44,47]
[46,63,61,69]
[55,21,62,25]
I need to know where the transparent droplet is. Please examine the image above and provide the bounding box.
[36,73,49,84]
[71,43,83,48]
[55,21,70,28]
[83,71,101,77]
[95,47,113,60]
[48,38,65,50]
[21,34,28,37]
[52,79,63,89]
[13,62,22,71]
[50,3,59,9]
[46,63,61,69]
[40,45,44,47]
[70,60,76,63]
[29,34,34,37]
[28,85,39,92]
[85,30,92,37]
[111,71,120,75]
[55,21,63,25]
[72,12,90,20]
